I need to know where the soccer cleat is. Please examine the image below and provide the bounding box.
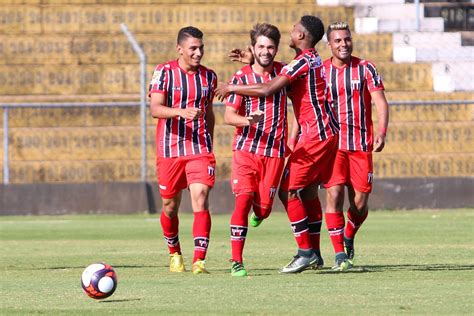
[231,261,248,277]
[280,252,319,274]
[311,254,325,270]
[192,259,210,274]
[249,213,263,227]
[331,253,353,272]
[344,237,355,265]
[169,252,186,272]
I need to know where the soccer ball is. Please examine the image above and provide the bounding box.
[81,263,117,300]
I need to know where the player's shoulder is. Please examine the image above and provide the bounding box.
[199,64,217,77]
[155,60,176,71]
[323,58,332,67]
[354,56,377,68]
[273,61,286,72]
[233,64,253,77]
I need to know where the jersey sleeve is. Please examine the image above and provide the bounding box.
[209,70,218,102]
[225,74,244,110]
[365,61,385,92]
[279,56,309,82]
[148,64,168,96]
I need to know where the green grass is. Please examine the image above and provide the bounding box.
[1,210,473,315]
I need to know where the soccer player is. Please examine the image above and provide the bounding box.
[217,16,339,273]
[225,23,287,277]
[148,26,217,274]
[323,22,389,271]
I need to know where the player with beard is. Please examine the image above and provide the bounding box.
[149,26,217,275]
[217,16,338,273]
[323,22,389,270]
[225,23,288,277]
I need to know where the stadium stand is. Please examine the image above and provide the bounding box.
[0,0,472,213]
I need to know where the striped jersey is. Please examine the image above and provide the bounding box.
[279,48,338,142]
[226,62,287,158]
[323,56,385,152]
[149,60,217,158]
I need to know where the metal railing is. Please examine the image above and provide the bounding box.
[1,102,144,185]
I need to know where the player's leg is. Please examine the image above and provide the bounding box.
[186,153,216,274]
[229,151,259,276]
[157,157,187,272]
[299,183,324,269]
[344,151,373,265]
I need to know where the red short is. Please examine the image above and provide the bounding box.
[231,151,285,209]
[156,153,216,199]
[280,135,338,191]
[324,150,373,193]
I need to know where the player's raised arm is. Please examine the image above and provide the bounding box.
[371,90,389,152]
[216,75,290,101]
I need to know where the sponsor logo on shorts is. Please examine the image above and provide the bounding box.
[269,186,277,198]
[208,166,215,176]
[368,172,373,184]
[159,184,167,190]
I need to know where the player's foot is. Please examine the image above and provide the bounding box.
[231,261,248,277]
[169,252,186,272]
[192,259,210,274]
[249,213,263,227]
[311,253,325,270]
[331,252,353,272]
[344,237,355,265]
[280,251,318,274]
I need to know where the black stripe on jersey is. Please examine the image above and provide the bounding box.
[236,76,250,151]
[308,68,326,140]
[345,65,354,150]
[366,63,380,87]
[329,66,340,131]
[227,76,239,104]
[287,58,307,77]
[192,71,202,154]
[178,70,188,156]
[358,64,367,151]
[250,75,265,153]
[204,70,214,152]
[165,68,174,157]
[265,68,282,156]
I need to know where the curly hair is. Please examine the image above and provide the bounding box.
[299,15,325,47]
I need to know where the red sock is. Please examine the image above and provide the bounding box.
[325,211,345,254]
[160,211,181,254]
[230,194,253,262]
[304,198,322,252]
[193,210,211,263]
[286,198,312,250]
[345,208,368,240]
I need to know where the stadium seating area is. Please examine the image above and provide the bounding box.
[0,0,472,184]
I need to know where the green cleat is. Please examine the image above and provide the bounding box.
[231,261,248,277]
[249,213,263,227]
[331,252,353,272]
[344,237,355,265]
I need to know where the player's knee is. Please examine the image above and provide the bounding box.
[162,200,179,217]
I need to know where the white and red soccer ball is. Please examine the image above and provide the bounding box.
[81,263,117,300]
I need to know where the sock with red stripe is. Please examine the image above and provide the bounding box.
[230,194,253,263]
[325,211,345,254]
[304,197,323,255]
[345,208,369,240]
[193,210,211,263]
[160,211,181,254]
[285,197,312,250]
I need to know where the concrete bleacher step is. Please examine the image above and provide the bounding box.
[385,91,474,101]
[432,62,474,92]
[423,2,474,31]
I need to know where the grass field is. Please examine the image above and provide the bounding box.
[1,209,473,315]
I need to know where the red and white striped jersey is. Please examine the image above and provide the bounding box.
[226,62,287,158]
[280,48,338,142]
[149,60,217,158]
[323,56,385,152]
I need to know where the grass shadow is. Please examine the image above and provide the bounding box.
[99,298,141,303]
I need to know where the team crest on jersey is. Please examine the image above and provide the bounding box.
[351,79,361,90]
[208,166,215,176]
[202,86,210,96]
[367,172,373,184]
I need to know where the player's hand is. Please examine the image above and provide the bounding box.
[215,83,231,102]
[373,134,386,152]
[228,46,254,64]
[246,110,264,125]
[180,107,202,120]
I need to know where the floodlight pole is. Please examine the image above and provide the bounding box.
[120,23,148,182]
[3,108,9,184]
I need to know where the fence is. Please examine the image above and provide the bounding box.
[1,100,473,185]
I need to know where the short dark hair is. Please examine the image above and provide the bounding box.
[326,22,351,41]
[250,23,281,48]
[300,15,325,47]
[177,26,203,44]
